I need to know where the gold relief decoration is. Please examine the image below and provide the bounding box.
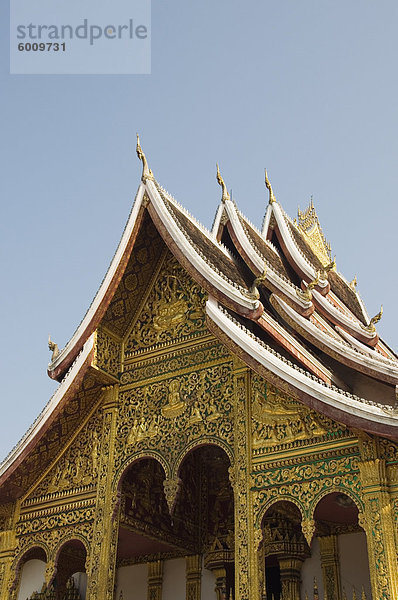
[301,518,315,546]
[94,328,120,379]
[121,338,230,385]
[163,477,182,514]
[161,380,186,418]
[124,254,206,353]
[86,386,120,600]
[115,362,234,478]
[251,379,343,450]
[26,412,102,499]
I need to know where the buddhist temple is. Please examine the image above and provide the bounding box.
[1,138,398,600]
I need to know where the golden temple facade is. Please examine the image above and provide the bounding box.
[1,141,398,600]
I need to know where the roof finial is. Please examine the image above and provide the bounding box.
[216,164,230,203]
[296,272,320,302]
[365,305,383,332]
[265,169,276,204]
[136,134,153,182]
[48,335,59,361]
[349,275,357,290]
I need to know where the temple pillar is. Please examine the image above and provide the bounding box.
[318,535,342,600]
[359,457,398,600]
[279,557,303,600]
[86,385,120,600]
[232,362,260,600]
[147,559,163,600]
[186,555,201,600]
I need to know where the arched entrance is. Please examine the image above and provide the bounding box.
[300,492,372,600]
[17,547,47,600]
[114,446,234,600]
[53,539,87,599]
[261,501,310,600]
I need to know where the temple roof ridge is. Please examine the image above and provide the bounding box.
[154,180,233,260]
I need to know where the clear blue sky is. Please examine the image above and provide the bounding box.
[1,1,397,461]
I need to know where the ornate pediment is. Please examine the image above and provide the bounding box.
[124,252,207,355]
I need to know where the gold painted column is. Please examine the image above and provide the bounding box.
[86,385,120,600]
[359,456,398,600]
[147,559,163,600]
[232,361,260,600]
[186,555,201,600]
[318,535,342,600]
[279,557,303,600]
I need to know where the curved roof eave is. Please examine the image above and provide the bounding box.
[206,297,398,439]
[48,177,264,381]
[223,198,314,315]
[0,334,95,485]
[48,183,147,380]
[271,294,398,386]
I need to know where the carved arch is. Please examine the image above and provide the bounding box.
[309,485,364,519]
[113,449,171,490]
[9,544,48,594]
[53,535,89,565]
[255,495,305,529]
[172,436,234,478]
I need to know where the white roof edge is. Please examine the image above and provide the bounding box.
[145,181,259,312]
[224,199,312,311]
[48,184,146,374]
[273,295,398,378]
[260,310,335,383]
[312,289,377,341]
[206,297,398,427]
[261,203,272,236]
[211,203,226,238]
[0,334,95,477]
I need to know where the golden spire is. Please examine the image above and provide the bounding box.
[265,168,276,204]
[365,305,383,332]
[136,133,153,182]
[349,275,357,290]
[216,164,230,203]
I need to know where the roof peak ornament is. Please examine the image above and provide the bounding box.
[136,133,154,182]
[216,164,230,203]
[297,198,332,266]
[296,272,320,302]
[265,169,276,204]
[364,305,383,333]
[349,275,357,290]
[48,335,59,361]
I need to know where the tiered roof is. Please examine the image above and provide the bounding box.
[1,138,397,499]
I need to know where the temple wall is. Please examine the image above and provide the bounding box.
[113,558,217,599]
[17,559,46,600]
[300,538,323,600]
[115,564,148,599]
[72,572,87,600]
[162,558,185,600]
[339,532,372,599]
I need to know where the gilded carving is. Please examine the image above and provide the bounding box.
[94,327,121,379]
[125,254,207,353]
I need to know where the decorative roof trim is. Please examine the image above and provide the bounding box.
[312,289,378,345]
[144,180,261,313]
[206,298,398,436]
[223,198,313,313]
[0,334,95,483]
[271,295,398,385]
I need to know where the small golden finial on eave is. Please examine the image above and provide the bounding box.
[321,256,336,279]
[365,305,383,332]
[216,164,230,203]
[48,335,59,361]
[349,275,357,290]
[296,271,320,302]
[265,168,276,204]
[136,133,153,182]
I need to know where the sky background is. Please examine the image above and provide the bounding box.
[1,1,397,461]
